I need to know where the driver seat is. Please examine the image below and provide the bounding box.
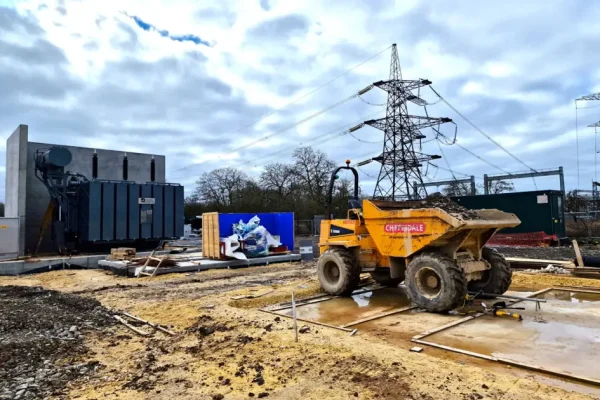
[348,198,362,220]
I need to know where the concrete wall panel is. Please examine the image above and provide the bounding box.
[4,125,28,256]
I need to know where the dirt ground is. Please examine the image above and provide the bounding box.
[1,261,600,399]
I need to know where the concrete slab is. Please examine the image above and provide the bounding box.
[0,250,172,276]
[427,288,600,383]
[98,253,302,277]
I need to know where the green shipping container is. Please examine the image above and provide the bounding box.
[451,190,565,237]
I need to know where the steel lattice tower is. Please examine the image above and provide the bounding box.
[366,44,452,200]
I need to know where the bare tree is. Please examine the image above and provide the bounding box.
[565,190,587,212]
[442,181,472,196]
[260,163,298,200]
[292,147,336,203]
[193,168,250,208]
[487,180,515,194]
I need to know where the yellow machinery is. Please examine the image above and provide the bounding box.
[318,161,521,312]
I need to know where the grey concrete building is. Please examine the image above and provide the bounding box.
[4,124,166,255]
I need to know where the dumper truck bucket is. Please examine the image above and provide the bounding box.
[362,200,521,259]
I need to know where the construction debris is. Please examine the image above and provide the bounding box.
[524,265,571,275]
[107,247,136,261]
[0,286,114,400]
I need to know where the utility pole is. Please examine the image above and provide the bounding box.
[365,44,452,201]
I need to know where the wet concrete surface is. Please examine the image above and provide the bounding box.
[427,289,600,382]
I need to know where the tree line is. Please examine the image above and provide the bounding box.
[0,202,4,217]
[440,180,515,196]
[184,147,355,220]
[183,146,518,220]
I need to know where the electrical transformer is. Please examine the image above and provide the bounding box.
[34,146,184,254]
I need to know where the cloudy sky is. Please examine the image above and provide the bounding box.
[1,0,599,201]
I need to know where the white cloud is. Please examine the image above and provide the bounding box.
[1,0,600,204]
[483,61,516,78]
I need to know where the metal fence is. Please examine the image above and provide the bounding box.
[295,216,325,236]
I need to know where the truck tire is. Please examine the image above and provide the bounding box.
[317,248,360,296]
[405,253,467,313]
[468,247,512,296]
[370,269,403,287]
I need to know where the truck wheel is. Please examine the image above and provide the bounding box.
[317,248,360,296]
[468,247,512,296]
[405,253,467,313]
[370,269,403,287]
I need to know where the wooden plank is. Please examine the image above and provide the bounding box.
[572,240,584,268]
[113,315,151,336]
[505,257,574,266]
[122,312,175,336]
[267,297,333,312]
[413,339,600,387]
[551,287,600,295]
[342,305,417,328]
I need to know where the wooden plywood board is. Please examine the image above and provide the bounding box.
[202,212,220,259]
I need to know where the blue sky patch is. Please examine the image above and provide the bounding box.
[128,14,210,46]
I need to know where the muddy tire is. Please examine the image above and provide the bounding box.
[317,248,360,296]
[370,269,403,287]
[468,247,512,296]
[405,253,467,313]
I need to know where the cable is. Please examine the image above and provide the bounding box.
[348,130,382,143]
[426,162,473,178]
[357,165,377,179]
[436,140,456,180]
[576,103,600,110]
[430,86,538,173]
[171,45,392,175]
[575,100,581,189]
[358,95,386,106]
[172,92,360,174]
[217,44,392,141]
[239,107,387,169]
[453,141,512,175]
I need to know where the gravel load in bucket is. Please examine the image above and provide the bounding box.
[423,193,481,220]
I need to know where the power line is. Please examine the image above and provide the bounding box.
[436,140,456,180]
[172,91,362,174]
[576,100,580,189]
[348,130,382,143]
[452,141,512,175]
[170,45,392,175]
[238,108,387,169]
[356,165,377,179]
[430,86,538,173]
[426,162,474,178]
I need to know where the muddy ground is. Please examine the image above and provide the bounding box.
[1,257,600,399]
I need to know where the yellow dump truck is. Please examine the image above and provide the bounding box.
[318,162,521,312]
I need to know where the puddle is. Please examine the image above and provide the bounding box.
[538,290,600,303]
[427,290,600,382]
[279,287,412,326]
